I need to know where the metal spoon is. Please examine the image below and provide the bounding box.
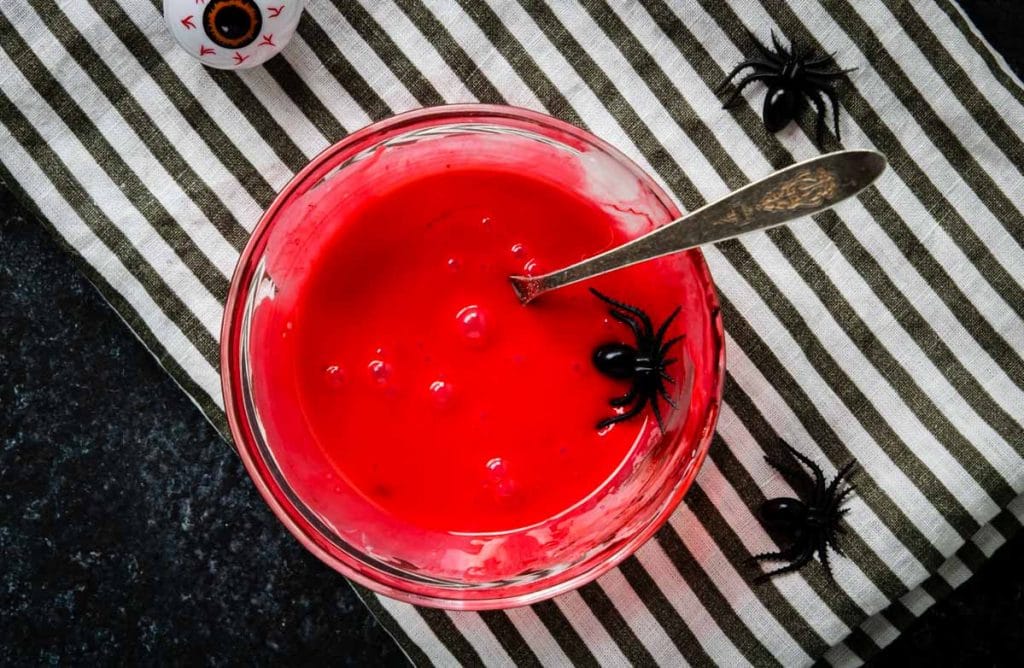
[509,149,887,304]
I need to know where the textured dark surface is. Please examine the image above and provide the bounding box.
[2,1,1023,664]
[0,193,404,665]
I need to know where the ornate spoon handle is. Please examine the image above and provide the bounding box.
[510,149,886,304]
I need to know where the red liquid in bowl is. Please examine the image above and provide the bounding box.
[231,110,724,604]
[255,135,692,534]
[293,171,687,533]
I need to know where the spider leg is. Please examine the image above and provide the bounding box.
[820,82,843,143]
[721,72,779,108]
[609,309,644,342]
[609,384,638,407]
[805,87,829,148]
[659,335,685,358]
[778,441,827,495]
[804,50,837,67]
[770,30,789,59]
[596,396,646,430]
[825,461,857,501]
[654,305,682,346]
[804,68,853,81]
[747,29,783,64]
[750,549,790,563]
[754,545,815,583]
[763,455,813,495]
[716,60,774,92]
[651,395,666,433]
[815,536,831,577]
[590,288,654,337]
[826,528,847,556]
[833,483,857,510]
[658,384,678,410]
[660,370,676,384]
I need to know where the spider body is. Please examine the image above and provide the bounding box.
[752,440,855,582]
[590,289,682,433]
[717,31,852,146]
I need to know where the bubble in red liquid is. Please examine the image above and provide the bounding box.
[323,364,346,389]
[481,216,491,226]
[446,257,460,272]
[523,259,541,276]
[486,457,516,498]
[510,243,526,258]
[455,305,488,343]
[367,359,393,386]
[429,380,454,407]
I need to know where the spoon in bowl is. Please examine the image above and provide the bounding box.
[509,149,886,304]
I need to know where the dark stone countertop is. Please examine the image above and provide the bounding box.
[1,1,1022,663]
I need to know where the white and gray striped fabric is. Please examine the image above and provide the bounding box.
[3,1,1023,665]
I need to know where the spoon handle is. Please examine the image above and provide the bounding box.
[510,149,886,304]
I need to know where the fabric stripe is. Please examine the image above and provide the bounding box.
[295,13,389,122]
[0,13,231,301]
[88,0,292,197]
[394,0,503,104]
[330,0,445,107]
[454,0,583,126]
[378,595,460,667]
[501,607,574,668]
[0,89,221,367]
[617,557,716,667]
[591,569,688,665]
[575,583,658,667]
[477,611,542,667]
[933,0,1024,105]
[889,2,1024,159]
[304,3,418,115]
[129,0,311,172]
[551,591,633,666]
[734,1,1024,378]
[0,157,223,418]
[528,600,600,668]
[417,608,484,667]
[31,0,251,250]
[351,586,433,667]
[819,0,1024,244]
[444,611,515,666]
[52,1,266,227]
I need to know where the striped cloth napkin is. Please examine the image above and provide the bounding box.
[3,1,1023,665]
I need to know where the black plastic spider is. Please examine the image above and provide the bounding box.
[752,440,856,582]
[717,30,852,147]
[590,289,682,433]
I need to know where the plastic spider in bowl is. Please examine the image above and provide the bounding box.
[590,289,683,433]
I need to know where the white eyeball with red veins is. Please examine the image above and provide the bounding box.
[163,0,304,70]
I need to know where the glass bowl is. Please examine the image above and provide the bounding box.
[221,104,724,609]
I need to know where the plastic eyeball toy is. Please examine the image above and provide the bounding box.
[163,0,305,70]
